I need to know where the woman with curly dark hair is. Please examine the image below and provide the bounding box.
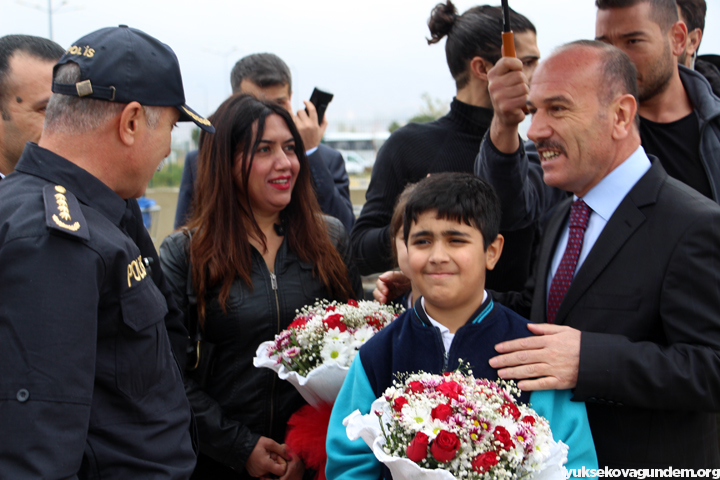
[160,94,361,480]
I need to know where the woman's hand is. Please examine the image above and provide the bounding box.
[276,451,304,480]
[246,436,288,478]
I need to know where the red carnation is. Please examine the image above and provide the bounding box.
[493,425,515,451]
[500,402,521,420]
[472,451,499,473]
[431,403,453,422]
[430,430,460,462]
[287,317,309,330]
[406,432,429,462]
[521,415,536,426]
[365,315,381,328]
[408,381,424,394]
[325,305,336,312]
[436,380,463,400]
[347,299,358,307]
[323,313,347,332]
[393,396,408,412]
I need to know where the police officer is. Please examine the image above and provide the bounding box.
[0,26,214,478]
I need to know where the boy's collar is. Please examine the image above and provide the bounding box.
[413,291,494,328]
[421,297,451,336]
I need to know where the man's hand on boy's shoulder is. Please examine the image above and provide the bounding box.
[373,270,411,304]
[489,323,581,391]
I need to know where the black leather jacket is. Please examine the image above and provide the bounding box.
[159,216,361,475]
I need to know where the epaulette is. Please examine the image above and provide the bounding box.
[43,184,89,240]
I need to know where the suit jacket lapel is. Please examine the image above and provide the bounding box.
[553,161,666,325]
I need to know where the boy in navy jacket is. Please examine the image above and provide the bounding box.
[326,173,597,479]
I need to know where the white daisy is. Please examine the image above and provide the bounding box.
[350,326,375,348]
[325,327,352,343]
[399,401,433,433]
[319,339,351,366]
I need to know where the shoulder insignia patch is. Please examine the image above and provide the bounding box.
[43,184,90,240]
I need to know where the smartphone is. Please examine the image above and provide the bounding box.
[307,87,334,125]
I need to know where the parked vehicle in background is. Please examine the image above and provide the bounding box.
[338,150,367,175]
[323,131,390,167]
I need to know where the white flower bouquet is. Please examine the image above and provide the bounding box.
[253,299,403,407]
[344,367,568,480]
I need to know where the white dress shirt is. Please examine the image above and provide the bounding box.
[422,290,488,353]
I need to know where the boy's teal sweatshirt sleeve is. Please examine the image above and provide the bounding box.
[530,389,598,470]
[326,354,382,480]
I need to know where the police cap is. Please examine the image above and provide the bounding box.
[52,25,214,133]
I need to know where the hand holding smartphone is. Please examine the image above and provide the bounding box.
[306,87,334,125]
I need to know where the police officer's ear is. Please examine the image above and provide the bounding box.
[118,101,144,147]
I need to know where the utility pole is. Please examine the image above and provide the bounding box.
[17,0,74,41]
[202,47,240,98]
[48,0,54,40]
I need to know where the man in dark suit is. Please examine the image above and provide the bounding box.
[490,40,720,468]
[175,53,354,232]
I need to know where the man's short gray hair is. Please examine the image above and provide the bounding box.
[44,62,163,134]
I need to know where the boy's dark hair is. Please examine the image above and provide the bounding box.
[230,53,292,94]
[389,182,417,265]
[403,172,501,250]
[595,0,679,31]
[676,0,706,33]
[427,2,536,89]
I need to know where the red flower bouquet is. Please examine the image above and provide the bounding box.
[344,367,569,480]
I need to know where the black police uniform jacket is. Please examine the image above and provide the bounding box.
[160,217,362,477]
[0,143,196,479]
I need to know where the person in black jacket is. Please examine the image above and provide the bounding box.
[0,25,214,479]
[676,0,720,96]
[175,53,354,233]
[0,35,189,368]
[351,2,541,294]
[160,94,361,480]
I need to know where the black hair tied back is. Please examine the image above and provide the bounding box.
[427,0,458,45]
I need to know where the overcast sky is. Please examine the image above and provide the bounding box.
[3,0,720,135]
